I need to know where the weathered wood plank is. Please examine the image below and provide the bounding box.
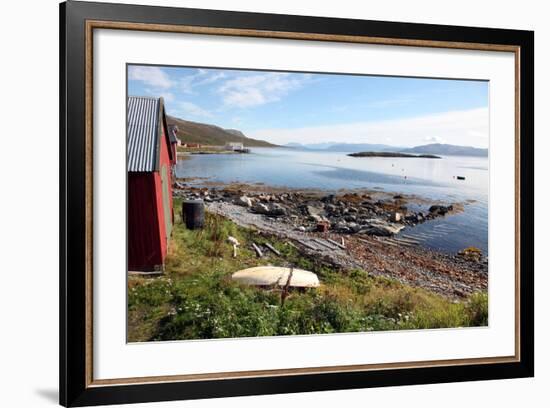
[327,238,346,249]
[401,234,425,242]
[265,242,281,256]
[392,236,420,245]
[387,238,415,247]
[296,239,318,251]
[312,238,337,250]
[252,242,263,257]
[286,241,298,250]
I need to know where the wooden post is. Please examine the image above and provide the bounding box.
[281,266,294,307]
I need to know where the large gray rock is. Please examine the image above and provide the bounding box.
[253,202,286,217]
[252,203,270,214]
[306,205,325,222]
[390,212,403,222]
[236,195,253,207]
[429,204,453,215]
[268,203,287,217]
[360,220,405,236]
[348,222,361,233]
[324,204,338,214]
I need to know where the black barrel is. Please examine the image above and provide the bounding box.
[182,200,205,229]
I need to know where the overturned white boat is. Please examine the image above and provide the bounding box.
[232,266,320,288]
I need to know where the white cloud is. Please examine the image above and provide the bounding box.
[250,108,489,148]
[128,66,173,89]
[180,70,226,94]
[198,71,226,86]
[176,101,213,119]
[143,88,175,103]
[424,135,444,143]
[162,93,175,103]
[218,73,310,108]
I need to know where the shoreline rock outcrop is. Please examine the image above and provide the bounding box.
[174,184,464,239]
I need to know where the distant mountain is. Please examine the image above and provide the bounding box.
[400,143,488,157]
[284,142,339,150]
[284,142,396,152]
[166,116,277,147]
[324,143,398,152]
[284,142,308,149]
[225,129,247,138]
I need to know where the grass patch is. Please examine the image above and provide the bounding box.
[128,197,488,342]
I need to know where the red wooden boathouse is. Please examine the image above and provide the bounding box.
[127,96,174,271]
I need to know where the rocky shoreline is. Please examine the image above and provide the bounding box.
[173,182,487,299]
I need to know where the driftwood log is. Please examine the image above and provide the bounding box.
[327,238,346,250]
[251,242,263,257]
[264,242,281,256]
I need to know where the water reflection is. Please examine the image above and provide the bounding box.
[176,147,489,254]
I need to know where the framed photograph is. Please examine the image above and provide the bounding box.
[60,1,534,406]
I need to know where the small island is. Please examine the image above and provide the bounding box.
[348,151,441,159]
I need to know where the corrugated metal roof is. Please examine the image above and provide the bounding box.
[127,96,161,172]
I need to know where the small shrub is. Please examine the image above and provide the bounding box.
[458,246,483,261]
[464,291,489,326]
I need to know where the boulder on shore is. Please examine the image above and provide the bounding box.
[236,195,253,207]
[268,203,287,217]
[306,205,326,222]
[360,220,405,236]
[429,204,453,216]
[390,212,403,222]
[252,202,286,217]
[252,203,270,214]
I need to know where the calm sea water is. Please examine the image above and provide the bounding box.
[176,148,489,255]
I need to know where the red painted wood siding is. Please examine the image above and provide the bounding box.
[127,123,174,271]
[127,173,163,270]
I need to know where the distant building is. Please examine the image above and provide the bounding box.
[182,143,201,148]
[224,142,244,151]
[127,96,174,271]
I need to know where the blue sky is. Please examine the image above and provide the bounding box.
[128,65,489,148]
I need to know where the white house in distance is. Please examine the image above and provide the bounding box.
[224,142,244,151]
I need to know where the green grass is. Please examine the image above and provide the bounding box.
[127,197,488,342]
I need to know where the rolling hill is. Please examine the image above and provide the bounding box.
[325,143,398,152]
[285,142,488,156]
[284,142,396,152]
[166,116,277,147]
[400,143,488,157]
